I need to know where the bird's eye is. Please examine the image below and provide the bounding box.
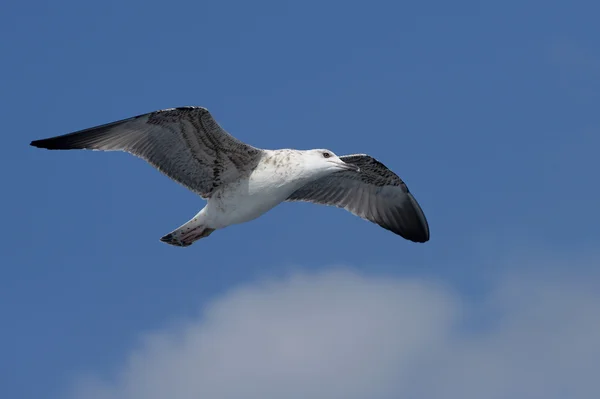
[322,152,331,158]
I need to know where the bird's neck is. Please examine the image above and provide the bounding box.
[259,150,324,189]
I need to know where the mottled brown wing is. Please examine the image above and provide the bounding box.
[287,154,430,242]
[30,107,263,197]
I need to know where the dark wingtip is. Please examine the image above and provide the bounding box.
[405,192,430,243]
[403,230,429,243]
[30,137,66,150]
[401,226,430,243]
[30,139,44,148]
[411,231,430,243]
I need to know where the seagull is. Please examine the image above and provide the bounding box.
[30,106,430,247]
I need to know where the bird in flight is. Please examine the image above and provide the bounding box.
[31,106,430,247]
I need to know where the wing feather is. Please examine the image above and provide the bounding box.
[287,154,430,242]
[30,106,263,197]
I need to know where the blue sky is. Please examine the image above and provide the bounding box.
[1,1,599,398]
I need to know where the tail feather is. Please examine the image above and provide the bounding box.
[160,217,215,247]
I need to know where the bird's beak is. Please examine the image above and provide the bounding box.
[332,160,360,172]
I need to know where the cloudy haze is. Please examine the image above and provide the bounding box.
[70,257,600,399]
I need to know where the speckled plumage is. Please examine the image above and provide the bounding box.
[30,106,430,246]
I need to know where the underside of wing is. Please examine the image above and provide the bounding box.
[287,154,430,242]
[30,106,263,197]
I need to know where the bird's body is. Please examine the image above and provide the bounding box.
[170,149,336,245]
[31,106,430,247]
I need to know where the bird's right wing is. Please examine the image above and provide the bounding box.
[30,106,263,198]
[287,154,430,242]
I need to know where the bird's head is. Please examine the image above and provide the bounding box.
[303,149,360,176]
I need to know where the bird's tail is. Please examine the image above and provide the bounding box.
[159,216,215,247]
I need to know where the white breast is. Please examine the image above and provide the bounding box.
[202,153,311,228]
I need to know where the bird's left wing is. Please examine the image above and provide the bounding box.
[286,154,430,242]
[30,106,263,198]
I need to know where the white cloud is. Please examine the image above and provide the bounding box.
[70,264,600,399]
